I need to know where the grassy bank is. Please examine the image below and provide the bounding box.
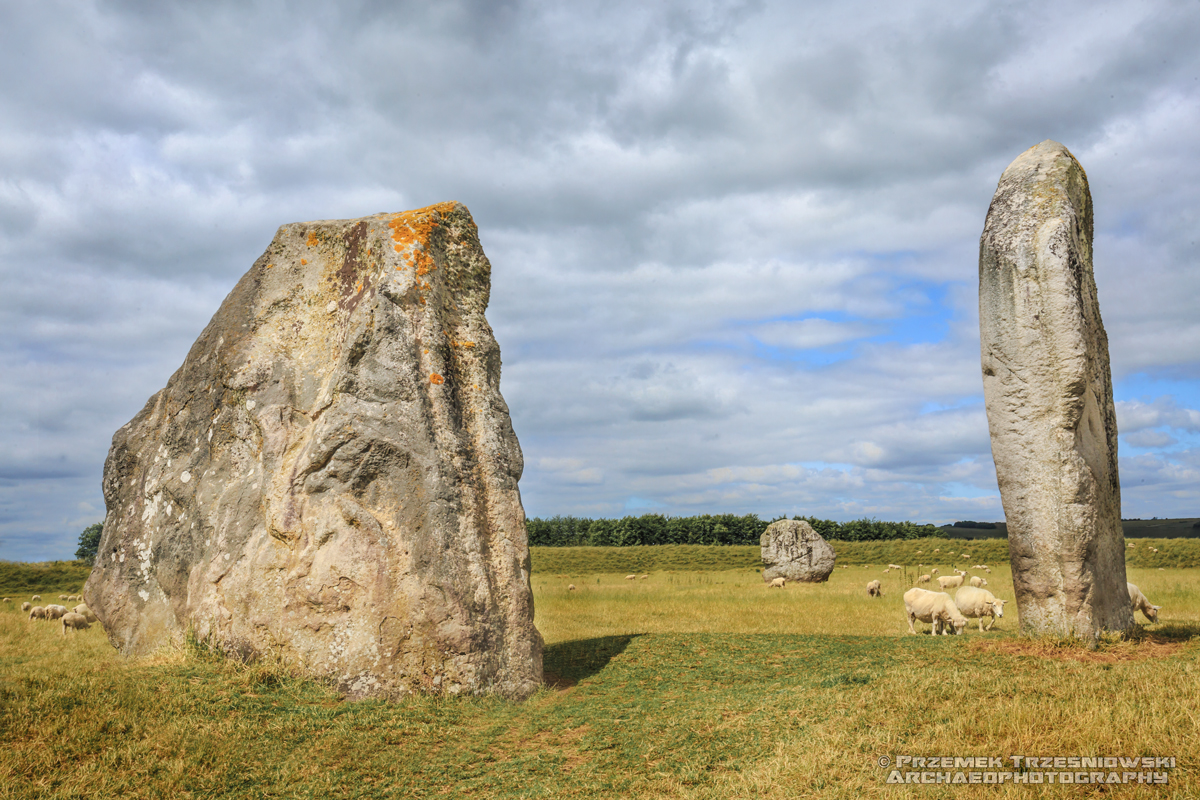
[0,561,90,596]
[530,537,1200,574]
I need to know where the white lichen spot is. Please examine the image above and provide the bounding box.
[118,551,125,563]
[326,300,337,313]
[138,589,149,602]
[246,400,256,410]
[207,429,213,442]
[181,470,191,484]
[224,553,230,561]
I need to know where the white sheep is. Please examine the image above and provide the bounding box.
[639,574,649,580]
[624,574,636,581]
[887,564,902,570]
[953,586,1006,631]
[31,595,41,601]
[969,576,988,587]
[1127,583,1160,623]
[58,594,68,600]
[866,580,882,597]
[931,568,940,576]
[61,612,90,635]
[937,574,965,590]
[21,602,31,612]
[43,604,69,620]
[72,604,98,623]
[567,584,576,592]
[903,588,968,635]
[1,598,8,603]
[917,574,931,584]
[769,577,786,588]
[28,606,47,620]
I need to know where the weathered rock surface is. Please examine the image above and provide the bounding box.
[979,141,1133,638]
[761,519,835,583]
[84,202,544,698]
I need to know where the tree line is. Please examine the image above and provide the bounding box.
[525,514,942,547]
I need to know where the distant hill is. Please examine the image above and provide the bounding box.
[938,518,1200,539]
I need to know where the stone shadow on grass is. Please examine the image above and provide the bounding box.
[542,634,641,689]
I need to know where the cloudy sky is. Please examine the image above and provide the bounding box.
[3,0,1199,561]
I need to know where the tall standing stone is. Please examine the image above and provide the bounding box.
[979,141,1133,638]
[84,202,544,698]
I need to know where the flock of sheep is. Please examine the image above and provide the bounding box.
[3,592,98,635]
[855,550,1162,635]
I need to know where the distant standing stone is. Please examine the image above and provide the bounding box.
[979,141,1133,638]
[84,202,543,698]
[761,520,835,583]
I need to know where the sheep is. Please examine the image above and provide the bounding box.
[21,602,31,612]
[917,574,931,584]
[639,574,649,580]
[31,595,41,601]
[903,588,968,636]
[969,576,988,588]
[61,612,90,635]
[931,568,940,576]
[769,577,786,588]
[28,606,47,620]
[58,594,68,600]
[625,574,636,581]
[72,604,98,623]
[887,564,902,570]
[954,586,1006,631]
[937,574,965,590]
[983,567,991,574]
[866,580,882,597]
[43,604,69,620]
[1,598,8,603]
[1128,583,1160,623]
[567,584,576,592]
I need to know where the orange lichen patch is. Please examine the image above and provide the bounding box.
[306,231,319,247]
[300,259,308,265]
[429,374,445,385]
[387,202,457,275]
[451,340,476,348]
[971,636,1191,664]
[266,263,274,269]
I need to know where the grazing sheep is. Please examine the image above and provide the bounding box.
[72,604,98,623]
[969,576,988,588]
[887,564,902,570]
[31,595,41,601]
[917,574,931,584]
[931,568,939,576]
[983,567,991,574]
[1,598,8,603]
[954,586,1006,631]
[28,606,47,620]
[1127,542,1136,548]
[866,580,882,597]
[43,604,69,620]
[937,574,965,590]
[61,612,90,635]
[567,584,576,592]
[1128,583,1160,623]
[903,588,968,636]
[58,594,68,600]
[21,602,31,612]
[639,574,649,580]
[933,548,940,553]
[769,577,786,588]
[883,568,891,574]
[625,574,636,581]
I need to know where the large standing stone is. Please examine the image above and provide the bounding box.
[84,202,544,698]
[761,519,835,583]
[979,141,1133,638]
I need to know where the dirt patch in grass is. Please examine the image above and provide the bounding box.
[972,633,1194,663]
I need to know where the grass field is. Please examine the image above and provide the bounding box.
[2,555,1199,798]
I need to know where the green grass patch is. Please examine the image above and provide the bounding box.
[0,560,90,596]
[3,556,1200,797]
